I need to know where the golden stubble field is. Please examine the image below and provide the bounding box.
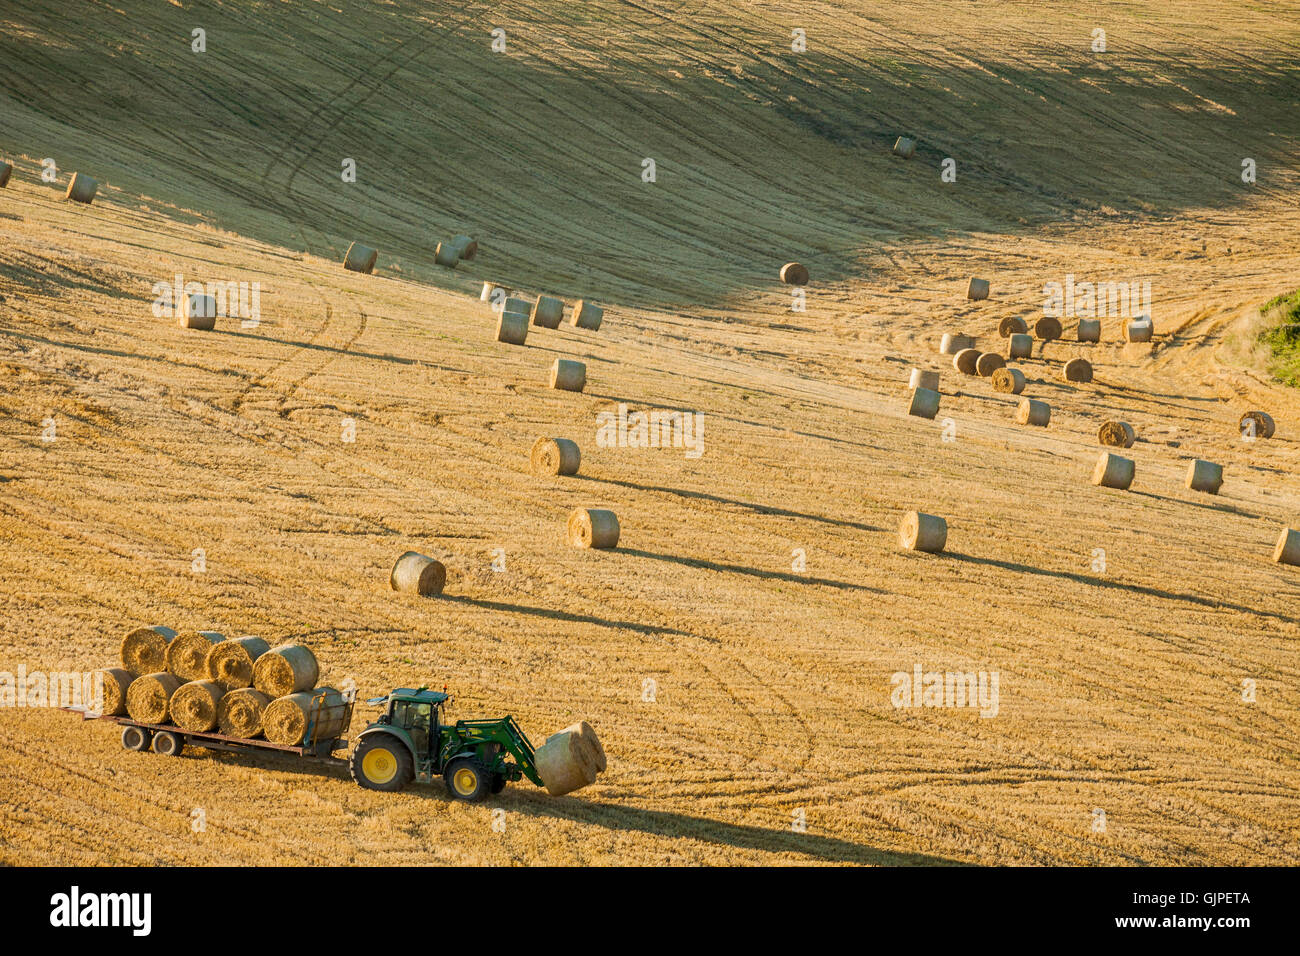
[1,0,1299,865]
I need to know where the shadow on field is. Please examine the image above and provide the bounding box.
[948,553,1292,624]
[506,789,960,865]
[582,474,882,533]
[441,595,706,640]
[620,547,879,593]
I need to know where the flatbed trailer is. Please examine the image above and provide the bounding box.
[60,691,354,765]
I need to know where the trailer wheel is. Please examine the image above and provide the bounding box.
[490,773,507,794]
[121,726,151,752]
[444,758,491,802]
[152,730,184,757]
[351,736,413,792]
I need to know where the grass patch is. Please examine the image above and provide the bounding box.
[1259,288,1300,387]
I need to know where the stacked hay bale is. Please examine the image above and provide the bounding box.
[165,630,223,681]
[535,721,606,795]
[263,687,349,746]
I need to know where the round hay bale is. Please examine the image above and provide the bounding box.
[66,172,97,204]
[126,672,182,725]
[217,687,272,738]
[571,300,603,330]
[252,644,320,698]
[780,262,809,286]
[496,311,529,345]
[568,508,620,549]
[908,368,939,391]
[503,296,534,319]
[120,625,177,674]
[966,277,990,301]
[434,241,460,268]
[892,136,916,159]
[998,316,1028,337]
[1274,527,1300,566]
[480,282,507,305]
[1016,398,1051,427]
[1077,319,1101,343]
[1007,333,1033,359]
[1034,316,1062,341]
[1239,410,1276,440]
[94,668,133,716]
[206,636,270,691]
[939,333,975,355]
[1062,358,1093,383]
[1186,459,1223,494]
[907,386,940,420]
[531,437,581,476]
[952,348,980,375]
[342,242,377,274]
[899,511,947,553]
[549,358,587,392]
[263,687,348,746]
[1092,451,1135,490]
[534,723,601,796]
[448,234,478,261]
[164,630,224,682]
[533,295,565,328]
[1097,421,1135,448]
[390,551,446,596]
[170,680,225,733]
[1124,320,1153,343]
[991,367,1025,394]
[975,352,1006,377]
[0,161,12,188]
[179,292,217,331]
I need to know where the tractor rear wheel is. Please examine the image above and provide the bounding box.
[444,758,491,802]
[351,736,414,792]
[121,726,151,751]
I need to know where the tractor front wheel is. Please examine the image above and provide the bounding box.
[351,737,414,792]
[444,758,491,802]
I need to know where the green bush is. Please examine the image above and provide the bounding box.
[1260,289,1300,387]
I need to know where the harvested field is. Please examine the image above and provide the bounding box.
[1,0,1300,868]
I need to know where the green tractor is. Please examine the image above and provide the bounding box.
[349,687,546,801]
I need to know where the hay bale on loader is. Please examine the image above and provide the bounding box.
[549,359,587,392]
[907,386,940,419]
[390,551,447,596]
[263,687,349,746]
[94,668,133,716]
[991,367,1025,394]
[179,292,217,331]
[165,630,224,683]
[170,680,226,733]
[206,636,270,691]
[1240,410,1276,440]
[568,508,620,549]
[899,511,947,553]
[126,672,182,724]
[998,316,1028,337]
[780,262,809,285]
[535,721,606,796]
[120,625,178,674]
[531,437,580,476]
[1092,452,1135,490]
[1098,421,1135,448]
[343,242,377,274]
[66,172,97,204]
[252,644,320,698]
[1186,459,1223,494]
[217,688,273,738]
[533,295,565,328]
[571,300,603,330]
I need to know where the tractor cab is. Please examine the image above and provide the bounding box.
[377,687,448,758]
